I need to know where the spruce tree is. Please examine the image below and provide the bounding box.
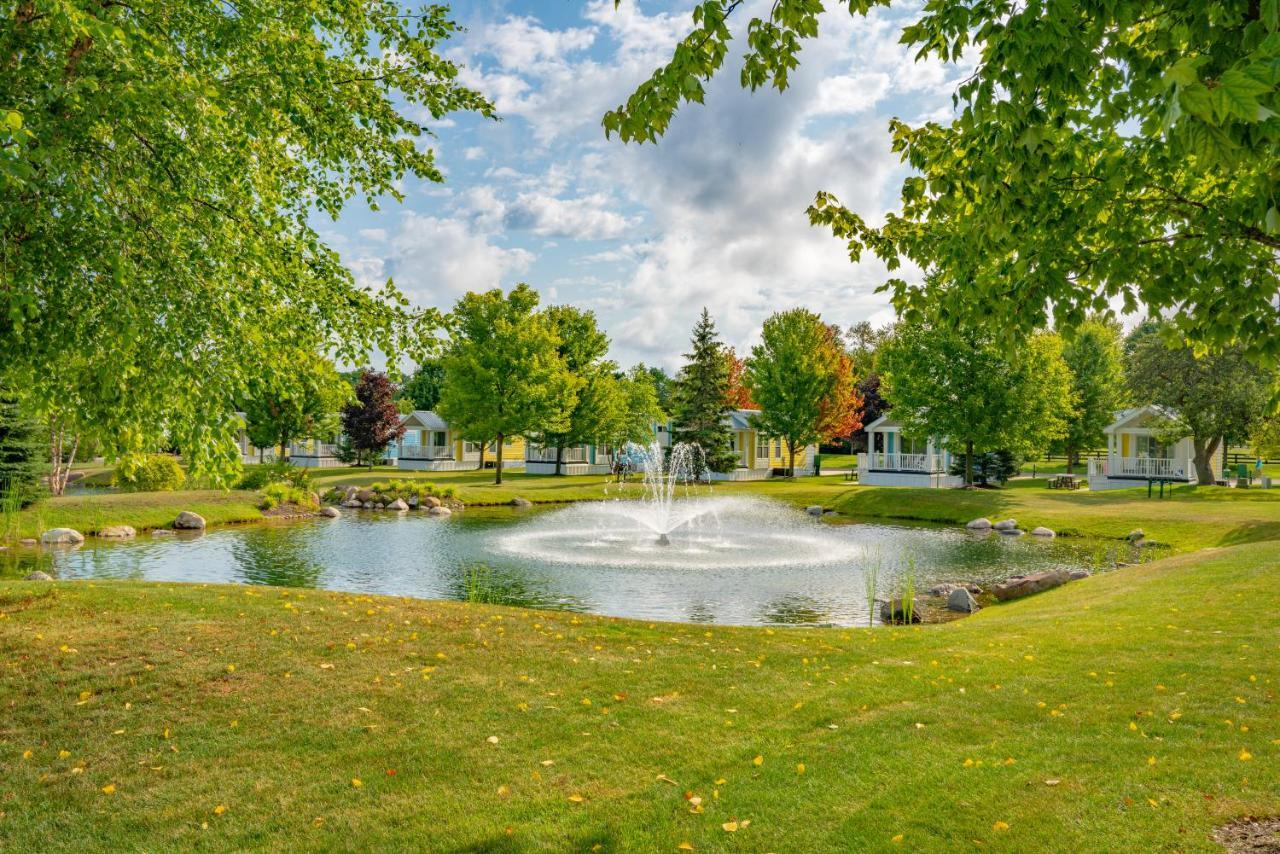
[671,309,737,473]
[0,388,47,507]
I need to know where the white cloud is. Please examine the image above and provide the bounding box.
[463,146,485,161]
[381,212,535,306]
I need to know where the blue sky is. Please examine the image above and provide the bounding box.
[324,0,973,371]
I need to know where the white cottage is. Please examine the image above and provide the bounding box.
[856,415,963,488]
[396,410,525,471]
[1086,405,1217,490]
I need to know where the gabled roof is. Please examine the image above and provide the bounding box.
[725,408,760,430]
[863,414,900,432]
[1104,404,1177,433]
[402,410,449,431]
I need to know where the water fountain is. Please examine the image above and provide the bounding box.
[493,441,863,570]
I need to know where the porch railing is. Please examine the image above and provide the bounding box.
[398,443,453,460]
[1090,456,1193,479]
[527,446,589,464]
[289,442,339,457]
[859,451,941,473]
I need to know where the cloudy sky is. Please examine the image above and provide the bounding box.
[325,0,973,371]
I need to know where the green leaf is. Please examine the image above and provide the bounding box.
[1216,69,1272,122]
[1162,58,1199,88]
[1179,83,1214,120]
[1263,0,1279,32]
[1266,206,1280,235]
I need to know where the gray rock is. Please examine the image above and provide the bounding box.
[879,597,925,624]
[173,511,206,530]
[510,497,532,508]
[97,525,136,539]
[993,519,1018,532]
[355,490,375,503]
[18,538,37,546]
[998,528,1025,536]
[1068,569,1091,580]
[991,569,1072,602]
[319,506,341,518]
[386,498,409,512]
[362,501,374,509]
[342,499,363,508]
[1125,528,1144,542]
[928,583,961,597]
[41,527,85,545]
[151,529,176,537]
[947,588,981,613]
[428,506,452,517]
[1030,526,1055,538]
[965,517,993,530]
[805,505,824,516]
[24,570,54,581]
[406,495,418,508]
[423,496,442,509]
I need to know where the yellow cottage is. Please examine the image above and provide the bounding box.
[714,409,816,481]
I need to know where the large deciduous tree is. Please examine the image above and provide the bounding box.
[243,352,349,462]
[605,1,1280,361]
[1125,327,1272,484]
[340,370,405,469]
[533,306,613,476]
[671,309,737,474]
[1,2,491,482]
[437,285,578,485]
[1055,318,1128,473]
[746,311,863,475]
[879,325,1074,486]
[723,347,757,409]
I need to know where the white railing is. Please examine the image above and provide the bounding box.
[290,442,339,457]
[1101,456,1193,480]
[527,446,589,463]
[399,443,453,460]
[859,452,940,473]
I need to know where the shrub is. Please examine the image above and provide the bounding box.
[948,450,1022,486]
[114,454,186,492]
[236,461,311,491]
[0,389,46,508]
[259,481,318,511]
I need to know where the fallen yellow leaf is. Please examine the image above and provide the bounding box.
[796,763,805,774]
[568,794,585,803]
[722,822,738,833]
[677,843,694,851]
[752,755,763,766]
[1239,749,1253,761]
[101,784,116,795]
[993,821,1009,831]
[351,778,362,788]
[213,804,227,815]
[891,834,904,844]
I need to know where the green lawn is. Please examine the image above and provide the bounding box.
[1,540,1275,850]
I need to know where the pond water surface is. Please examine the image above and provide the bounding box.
[3,498,1108,627]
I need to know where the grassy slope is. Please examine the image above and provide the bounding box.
[3,491,262,541]
[0,543,1275,851]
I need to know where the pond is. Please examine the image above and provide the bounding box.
[2,497,1112,627]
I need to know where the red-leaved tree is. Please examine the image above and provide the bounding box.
[339,370,405,468]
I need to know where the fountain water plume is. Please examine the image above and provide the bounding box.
[494,441,863,570]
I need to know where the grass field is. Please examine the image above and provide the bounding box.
[1,539,1275,851]
[2,490,263,542]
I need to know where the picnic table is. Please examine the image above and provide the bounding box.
[1048,474,1082,490]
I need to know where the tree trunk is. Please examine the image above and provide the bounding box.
[478,442,487,472]
[787,440,796,478]
[495,433,504,485]
[1064,447,1076,475]
[965,439,975,487]
[555,444,563,477]
[47,418,79,496]
[1193,436,1220,485]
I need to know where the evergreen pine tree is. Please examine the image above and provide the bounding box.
[0,388,47,507]
[671,309,737,473]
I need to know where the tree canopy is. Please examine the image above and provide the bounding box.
[1125,325,1272,483]
[879,325,1073,485]
[399,361,447,412]
[437,285,578,484]
[243,351,349,460]
[605,1,1280,361]
[1055,318,1128,472]
[2,2,492,482]
[532,306,615,475]
[746,310,862,474]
